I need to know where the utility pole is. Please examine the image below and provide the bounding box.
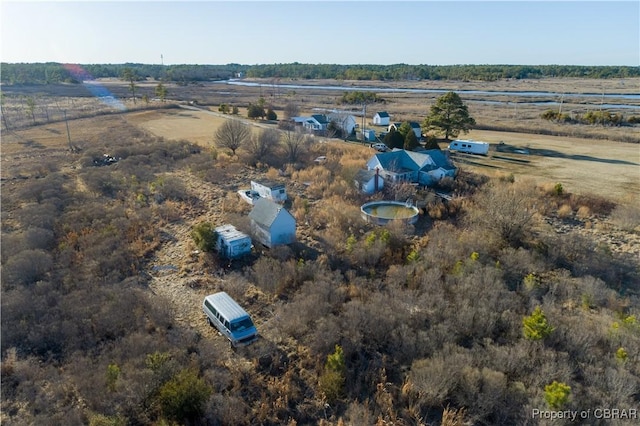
[361,102,366,144]
[63,110,73,151]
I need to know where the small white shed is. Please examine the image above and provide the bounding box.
[249,198,296,248]
[214,224,252,259]
[373,112,390,126]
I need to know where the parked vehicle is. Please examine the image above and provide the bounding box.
[448,139,490,155]
[203,292,258,347]
[372,143,389,152]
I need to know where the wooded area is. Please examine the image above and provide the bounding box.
[2,62,638,85]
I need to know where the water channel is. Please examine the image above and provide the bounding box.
[215,79,640,109]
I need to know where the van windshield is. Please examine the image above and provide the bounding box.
[230,318,255,332]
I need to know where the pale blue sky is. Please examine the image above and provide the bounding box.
[1,1,638,65]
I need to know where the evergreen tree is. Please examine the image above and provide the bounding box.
[422,91,475,141]
[523,306,554,340]
[384,127,404,150]
[121,68,138,104]
[423,134,441,150]
[404,128,420,150]
[155,82,168,102]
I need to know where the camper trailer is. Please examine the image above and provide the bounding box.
[214,224,252,259]
[448,140,490,155]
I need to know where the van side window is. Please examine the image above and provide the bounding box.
[224,320,230,329]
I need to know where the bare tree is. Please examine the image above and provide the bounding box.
[283,101,300,120]
[466,180,539,246]
[1,92,10,130]
[246,128,279,163]
[282,127,310,164]
[214,119,251,156]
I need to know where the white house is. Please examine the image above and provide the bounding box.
[249,198,296,248]
[366,149,456,186]
[214,224,252,259]
[388,121,422,139]
[250,180,287,203]
[300,114,329,132]
[373,111,390,126]
[327,112,357,136]
[354,169,384,194]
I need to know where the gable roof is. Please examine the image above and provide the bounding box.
[249,198,292,228]
[422,149,456,170]
[391,121,421,129]
[354,169,380,184]
[311,114,329,124]
[375,111,389,118]
[251,180,285,190]
[371,149,455,173]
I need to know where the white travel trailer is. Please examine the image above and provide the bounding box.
[448,140,490,155]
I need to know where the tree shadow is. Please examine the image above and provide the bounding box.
[494,143,639,166]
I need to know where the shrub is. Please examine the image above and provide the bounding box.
[319,345,346,403]
[609,199,640,232]
[544,381,571,409]
[191,222,217,252]
[557,204,573,218]
[523,306,554,341]
[157,369,212,422]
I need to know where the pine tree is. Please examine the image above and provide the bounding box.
[523,306,554,340]
[422,91,475,141]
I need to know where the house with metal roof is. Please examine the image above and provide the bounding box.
[302,114,330,132]
[248,198,296,248]
[366,149,456,186]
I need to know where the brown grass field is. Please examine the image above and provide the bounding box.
[2,78,639,200]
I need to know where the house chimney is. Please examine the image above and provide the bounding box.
[375,168,379,192]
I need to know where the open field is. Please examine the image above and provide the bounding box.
[4,105,637,199]
[2,77,639,142]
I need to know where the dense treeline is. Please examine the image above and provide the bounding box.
[2,119,639,424]
[2,62,638,85]
[245,63,640,81]
[0,63,248,85]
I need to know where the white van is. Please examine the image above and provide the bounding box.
[203,292,258,347]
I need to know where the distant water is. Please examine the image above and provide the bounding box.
[218,79,640,106]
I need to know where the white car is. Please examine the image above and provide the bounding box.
[372,143,388,152]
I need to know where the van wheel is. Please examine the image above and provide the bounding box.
[207,317,213,327]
